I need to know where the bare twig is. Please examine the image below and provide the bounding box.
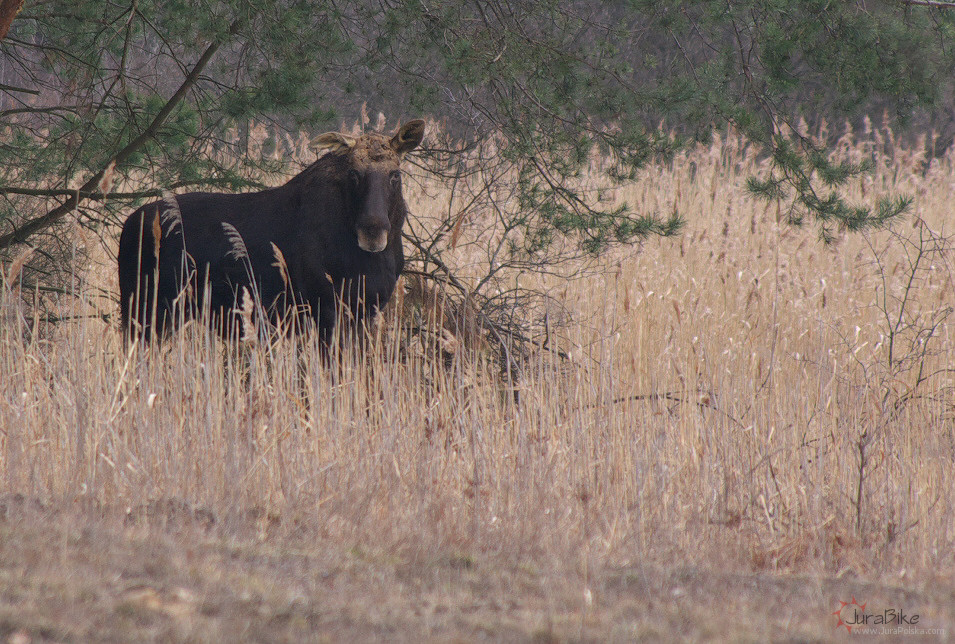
[899,0,955,8]
[589,390,745,429]
[0,178,261,201]
[403,232,571,378]
[0,82,39,95]
[0,21,239,252]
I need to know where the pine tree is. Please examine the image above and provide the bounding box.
[1,1,953,260]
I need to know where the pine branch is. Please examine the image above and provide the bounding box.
[0,21,238,252]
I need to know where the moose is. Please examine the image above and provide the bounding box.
[117,119,425,345]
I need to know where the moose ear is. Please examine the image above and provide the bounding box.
[310,131,357,154]
[390,119,425,156]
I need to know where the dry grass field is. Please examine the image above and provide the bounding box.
[1,123,954,641]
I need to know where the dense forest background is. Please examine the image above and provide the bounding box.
[4,1,954,147]
[2,1,954,265]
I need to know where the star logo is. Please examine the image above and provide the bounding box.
[833,596,866,633]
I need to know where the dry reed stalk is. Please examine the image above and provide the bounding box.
[3,247,33,287]
[221,222,249,261]
[160,191,183,235]
[1,125,953,590]
[237,286,256,343]
[97,160,116,196]
[151,209,161,261]
[270,242,290,290]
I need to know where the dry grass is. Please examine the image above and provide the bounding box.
[1,124,954,641]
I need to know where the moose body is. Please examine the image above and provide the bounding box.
[117,119,425,343]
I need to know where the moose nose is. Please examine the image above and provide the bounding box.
[357,227,389,253]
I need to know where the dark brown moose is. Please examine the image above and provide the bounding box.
[117,119,425,345]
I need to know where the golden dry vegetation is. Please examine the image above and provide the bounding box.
[1,123,954,641]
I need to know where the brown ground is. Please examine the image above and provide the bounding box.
[1,497,951,643]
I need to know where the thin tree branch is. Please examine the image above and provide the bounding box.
[0,177,260,201]
[589,390,746,429]
[0,105,82,118]
[0,21,239,251]
[899,0,955,8]
[404,232,570,367]
[0,82,39,95]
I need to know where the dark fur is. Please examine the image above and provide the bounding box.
[117,121,424,344]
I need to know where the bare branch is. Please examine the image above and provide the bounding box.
[899,0,955,8]
[0,178,261,201]
[0,21,239,252]
[0,82,39,95]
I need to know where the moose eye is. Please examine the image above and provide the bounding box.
[390,171,401,187]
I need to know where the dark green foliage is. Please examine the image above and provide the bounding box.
[1,0,953,262]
